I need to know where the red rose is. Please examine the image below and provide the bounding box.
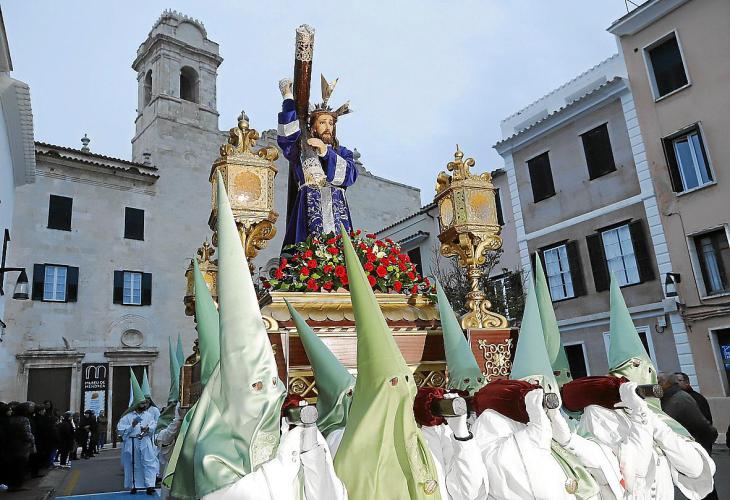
[327,237,337,245]
[366,253,377,262]
[423,277,430,286]
[280,257,288,267]
[323,264,334,274]
[393,281,403,292]
[358,243,368,251]
[301,267,310,277]
[308,259,317,269]
[335,265,346,277]
[411,284,419,294]
[407,271,416,280]
[398,262,407,271]
[364,262,374,272]
[403,254,411,263]
[356,229,362,235]
[367,275,376,287]
[304,249,313,259]
[274,268,284,279]
[341,274,349,286]
[323,281,333,291]
[307,278,319,291]
[366,233,376,239]
[376,265,387,278]
[327,246,339,255]
[262,280,271,289]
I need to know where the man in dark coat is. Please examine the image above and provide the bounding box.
[79,410,95,459]
[676,372,713,423]
[659,373,718,453]
[56,412,75,468]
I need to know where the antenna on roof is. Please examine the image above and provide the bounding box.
[624,0,641,13]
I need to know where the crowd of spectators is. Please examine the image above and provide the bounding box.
[0,401,107,492]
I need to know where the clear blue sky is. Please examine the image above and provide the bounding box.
[4,1,629,204]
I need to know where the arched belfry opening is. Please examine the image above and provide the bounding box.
[180,66,199,103]
[143,70,152,106]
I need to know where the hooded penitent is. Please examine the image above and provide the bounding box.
[155,338,181,434]
[141,368,152,398]
[511,280,599,500]
[607,275,691,437]
[333,227,441,500]
[534,254,573,387]
[166,256,222,497]
[435,280,485,395]
[286,300,355,438]
[176,334,185,370]
[129,369,146,411]
[189,171,286,498]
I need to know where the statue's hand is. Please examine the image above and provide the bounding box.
[307,138,327,156]
[279,78,293,99]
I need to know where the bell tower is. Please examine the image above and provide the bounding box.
[131,10,223,162]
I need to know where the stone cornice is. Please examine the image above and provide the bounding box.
[36,152,159,186]
[608,0,690,36]
[133,33,222,71]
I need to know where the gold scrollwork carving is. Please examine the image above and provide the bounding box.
[477,338,513,381]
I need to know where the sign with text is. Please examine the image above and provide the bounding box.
[81,363,109,416]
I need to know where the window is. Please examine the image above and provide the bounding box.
[564,343,588,379]
[663,126,712,192]
[48,195,72,231]
[495,188,505,226]
[407,248,423,276]
[31,264,79,303]
[603,326,656,362]
[646,33,688,98]
[534,241,586,301]
[714,328,730,395]
[527,152,555,203]
[544,245,574,301]
[586,220,655,292]
[693,229,730,296]
[581,123,616,179]
[180,66,199,103]
[113,270,152,306]
[487,272,523,321]
[143,70,152,107]
[124,207,145,241]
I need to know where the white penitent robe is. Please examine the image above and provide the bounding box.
[421,424,489,500]
[202,425,348,500]
[559,429,625,499]
[579,405,715,500]
[148,405,161,422]
[155,409,184,500]
[472,409,576,500]
[117,409,159,489]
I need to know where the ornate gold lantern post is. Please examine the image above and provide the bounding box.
[208,111,280,271]
[435,146,508,330]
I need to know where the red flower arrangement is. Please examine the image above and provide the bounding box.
[262,230,435,297]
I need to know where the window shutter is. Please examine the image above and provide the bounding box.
[629,220,656,283]
[586,233,610,292]
[142,273,152,305]
[113,271,123,304]
[32,264,45,301]
[66,266,79,302]
[565,241,586,297]
[495,189,505,226]
[661,138,683,192]
[530,249,547,277]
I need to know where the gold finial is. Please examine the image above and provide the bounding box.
[197,239,215,263]
[219,111,259,158]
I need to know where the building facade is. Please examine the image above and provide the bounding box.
[0,7,35,344]
[1,10,421,433]
[494,54,693,382]
[609,0,730,424]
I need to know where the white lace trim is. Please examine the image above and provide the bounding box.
[332,154,348,186]
[302,156,326,186]
[320,187,335,234]
[277,120,300,137]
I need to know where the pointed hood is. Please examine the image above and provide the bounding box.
[534,255,572,387]
[510,280,560,397]
[334,227,442,500]
[129,369,146,410]
[141,368,152,398]
[436,281,484,395]
[191,171,286,498]
[167,337,181,403]
[606,275,691,437]
[176,334,185,369]
[287,301,354,438]
[194,257,220,386]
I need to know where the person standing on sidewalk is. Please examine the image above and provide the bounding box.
[6,402,35,491]
[97,410,108,451]
[56,412,75,468]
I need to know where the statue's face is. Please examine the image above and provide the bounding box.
[312,114,335,144]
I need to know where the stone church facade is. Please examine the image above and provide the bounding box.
[0,11,421,434]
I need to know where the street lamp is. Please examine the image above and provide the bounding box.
[664,272,681,298]
[0,229,29,301]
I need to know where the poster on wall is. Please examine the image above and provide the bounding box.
[81,363,109,416]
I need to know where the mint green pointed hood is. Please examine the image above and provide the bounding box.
[334,227,441,500]
[287,300,355,438]
[129,369,146,410]
[176,334,185,369]
[510,280,560,397]
[534,255,573,387]
[194,257,220,386]
[141,368,152,398]
[191,171,286,498]
[167,338,180,403]
[436,281,485,395]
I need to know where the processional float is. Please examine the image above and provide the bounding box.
[179,25,515,408]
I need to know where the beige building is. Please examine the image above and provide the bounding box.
[609,0,730,424]
[494,54,693,382]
